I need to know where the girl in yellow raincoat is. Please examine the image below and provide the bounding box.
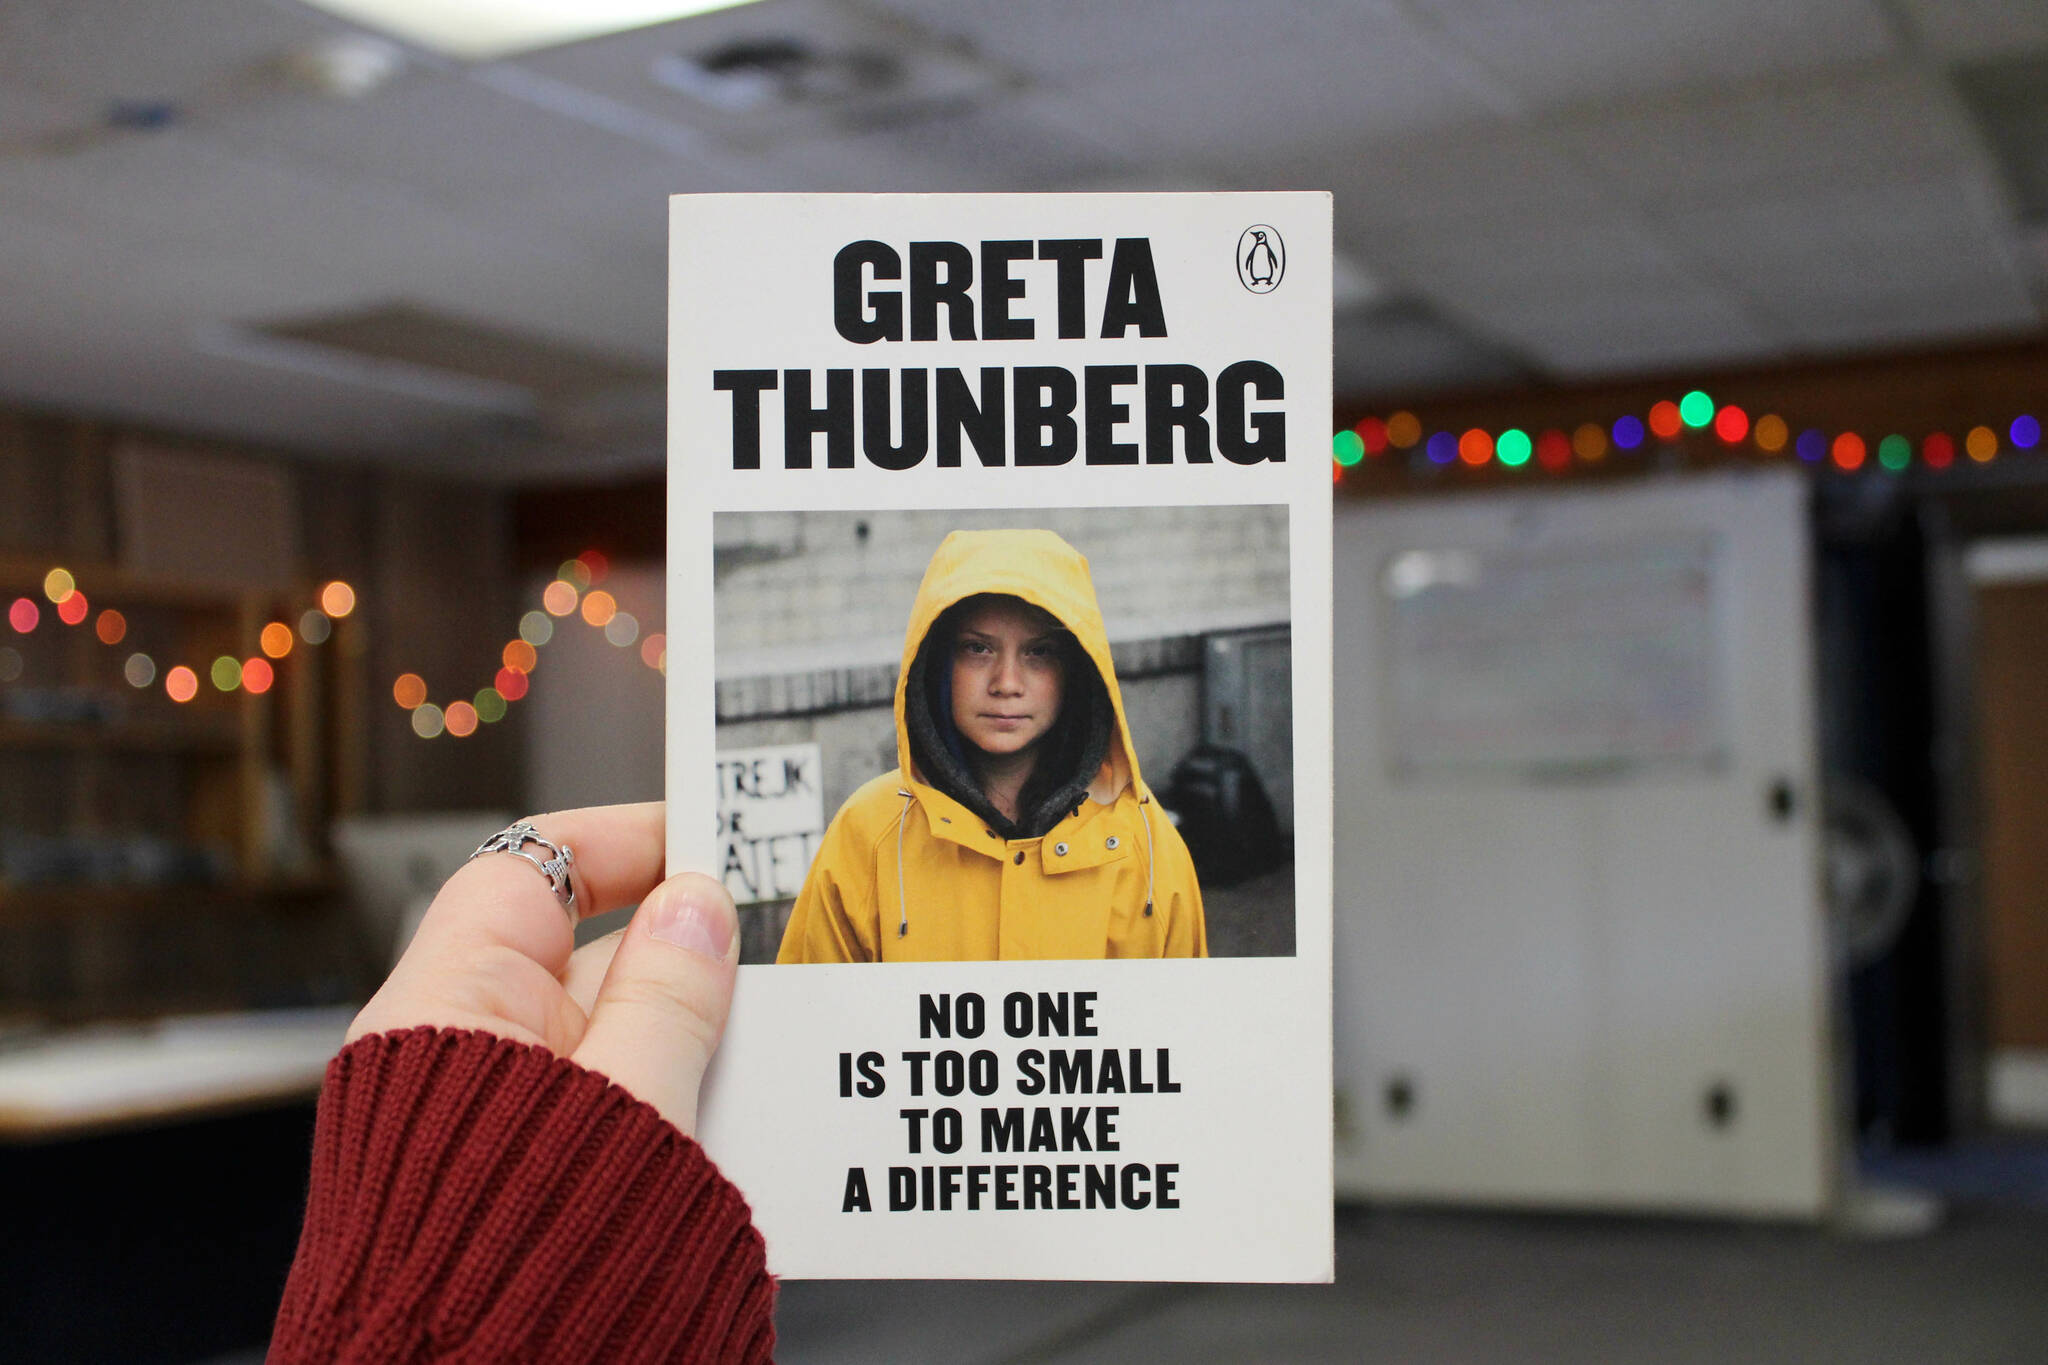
[777,528,1206,962]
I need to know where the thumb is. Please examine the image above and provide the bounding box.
[570,872,739,1135]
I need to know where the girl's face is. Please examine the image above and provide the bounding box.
[949,599,1066,759]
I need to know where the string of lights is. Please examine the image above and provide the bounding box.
[1,552,666,742]
[31,388,2027,719]
[2,569,354,701]
[389,549,666,740]
[1332,391,2043,477]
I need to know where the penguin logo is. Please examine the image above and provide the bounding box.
[1236,224,1285,294]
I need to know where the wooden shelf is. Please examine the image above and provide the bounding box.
[0,549,366,1019]
[0,716,242,755]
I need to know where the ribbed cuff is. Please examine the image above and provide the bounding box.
[270,1028,774,1365]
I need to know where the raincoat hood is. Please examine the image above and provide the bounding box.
[776,526,1207,962]
[895,529,1142,837]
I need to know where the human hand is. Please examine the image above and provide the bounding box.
[346,802,737,1136]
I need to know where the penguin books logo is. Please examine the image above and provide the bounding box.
[1236,224,1285,294]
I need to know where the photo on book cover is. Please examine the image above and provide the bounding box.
[669,191,1332,1281]
[711,506,1295,967]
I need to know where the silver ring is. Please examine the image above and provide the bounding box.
[470,821,578,923]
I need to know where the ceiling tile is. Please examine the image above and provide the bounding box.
[1053,44,1495,175]
[1556,63,1988,214]
[871,0,1401,83]
[1409,0,1899,111]
[1479,288,1779,376]
[0,0,335,124]
[1892,0,2048,60]
[1335,304,1531,401]
[1664,186,2039,346]
[1373,216,1697,317]
[513,0,1010,151]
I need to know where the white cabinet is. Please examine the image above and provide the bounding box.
[1334,471,1834,1217]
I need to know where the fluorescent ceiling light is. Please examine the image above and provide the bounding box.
[300,0,763,62]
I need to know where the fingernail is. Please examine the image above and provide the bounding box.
[646,881,735,960]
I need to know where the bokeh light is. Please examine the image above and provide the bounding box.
[495,666,530,701]
[2013,415,2041,450]
[1332,430,1365,466]
[261,622,294,658]
[1536,429,1571,472]
[211,656,242,692]
[444,701,479,738]
[1458,428,1493,467]
[1573,423,1609,461]
[542,581,578,617]
[605,611,640,647]
[1356,416,1388,456]
[96,609,127,645]
[519,610,554,645]
[1967,426,1998,462]
[1386,411,1422,449]
[57,590,88,626]
[1679,391,1714,428]
[577,550,610,585]
[319,581,356,618]
[474,687,507,723]
[1832,432,1866,471]
[411,703,445,739]
[1877,434,1911,472]
[165,665,199,703]
[393,673,428,710]
[43,568,75,603]
[0,646,21,683]
[641,633,667,671]
[1425,431,1458,465]
[1796,429,1827,463]
[503,640,538,673]
[9,598,40,633]
[580,590,618,627]
[1496,429,1532,468]
[1647,401,1683,441]
[124,653,156,688]
[242,657,275,694]
[557,558,592,591]
[299,609,332,645]
[1923,432,1955,469]
[1612,416,1644,450]
[1712,406,1749,444]
[1754,414,1789,453]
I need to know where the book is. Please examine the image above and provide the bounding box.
[669,192,1332,1280]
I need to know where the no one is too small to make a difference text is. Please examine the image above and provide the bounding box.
[837,990,1187,1215]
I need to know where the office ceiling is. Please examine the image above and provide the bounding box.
[0,0,2044,477]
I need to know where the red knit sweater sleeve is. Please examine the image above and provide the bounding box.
[269,1027,775,1365]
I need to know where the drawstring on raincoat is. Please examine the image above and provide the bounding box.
[1139,792,1156,916]
[895,788,915,937]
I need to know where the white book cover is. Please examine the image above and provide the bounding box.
[668,192,1332,1281]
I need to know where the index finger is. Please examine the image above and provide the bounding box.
[410,802,668,972]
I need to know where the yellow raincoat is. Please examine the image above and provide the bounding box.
[777,529,1206,962]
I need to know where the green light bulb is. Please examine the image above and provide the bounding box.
[1497,429,1532,467]
[1332,430,1366,467]
[1878,434,1911,472]
[1679,391,1714,428]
